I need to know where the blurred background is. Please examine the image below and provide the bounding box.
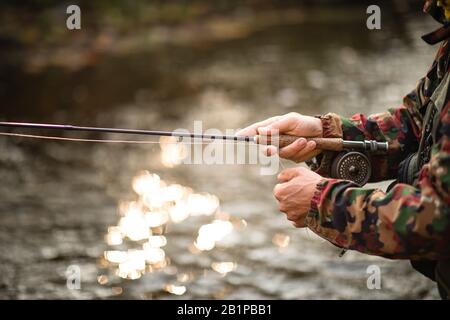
[0,0,442,299]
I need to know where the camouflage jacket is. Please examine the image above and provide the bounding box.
[307,16,450,260]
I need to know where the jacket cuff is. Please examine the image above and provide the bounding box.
[306,179,346,250]
[309,178,328,217]
[310,113,343,177]
[316,113,343,138]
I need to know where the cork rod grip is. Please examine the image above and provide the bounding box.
[255,135,344,151]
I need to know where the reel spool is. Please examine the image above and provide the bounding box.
[330,151,371,186]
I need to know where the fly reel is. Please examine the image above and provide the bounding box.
[330,151,371,186]
[260,135,387,186]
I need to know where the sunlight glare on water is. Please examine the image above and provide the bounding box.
[159,136,187,168]
[102,170,239,295]
[194,220,234,251]
[272,233,290,249]
[211,262,237,275]
[164,284,187,296]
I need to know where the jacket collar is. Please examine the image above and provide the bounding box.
[423,1,450,44]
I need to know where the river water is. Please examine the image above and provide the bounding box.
[0,7,442,299]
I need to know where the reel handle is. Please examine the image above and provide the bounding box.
[255,135,389,153]
[255,135,344,151]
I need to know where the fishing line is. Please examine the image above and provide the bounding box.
[0,132,258,146]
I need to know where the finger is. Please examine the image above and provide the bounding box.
[273,183,285,200]
[292,140,317,163]
[236,116,280,137]
[295,149,322,163]
[277,167,301,182]
[293,219,306,228]
[286,211,302,221]
[278,138,307,159]
[262,145,278,157]
[278,203,288,213]
[286,206,308,218]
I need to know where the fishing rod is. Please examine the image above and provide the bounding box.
[0,122,251,143]
[0,121,388,151]
[0,121,390,185]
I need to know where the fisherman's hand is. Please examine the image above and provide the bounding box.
[236,112,322,163]
[274,166,323,228]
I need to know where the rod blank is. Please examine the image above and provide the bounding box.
[0,122,251,142]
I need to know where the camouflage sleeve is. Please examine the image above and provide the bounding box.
[307,104,450,259]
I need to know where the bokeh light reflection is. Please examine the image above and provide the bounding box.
[102,171,239,296]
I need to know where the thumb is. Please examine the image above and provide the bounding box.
[258,117,296,136]
[277,167,301,182]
